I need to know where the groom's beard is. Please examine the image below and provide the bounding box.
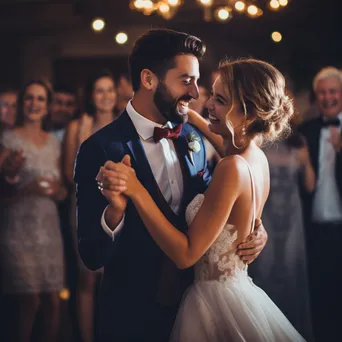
[153,81,191,124]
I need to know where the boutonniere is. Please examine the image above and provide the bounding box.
[186,132,201,164]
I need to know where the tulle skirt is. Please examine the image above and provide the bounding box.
[170,274,306,342]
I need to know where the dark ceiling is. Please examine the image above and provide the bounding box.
[0,0,340,89]
[0,0,335,38]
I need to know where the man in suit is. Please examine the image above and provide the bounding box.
[74,29,267,342]
[299,66,342,341]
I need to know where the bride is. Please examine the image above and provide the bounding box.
[100,58,305,341]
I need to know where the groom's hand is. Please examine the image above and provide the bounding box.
[96,156,131,228]
[236,219,267,264]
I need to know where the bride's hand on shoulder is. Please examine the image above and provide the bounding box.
[100,155,142,198]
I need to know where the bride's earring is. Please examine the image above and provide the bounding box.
[237,124,247,149]
[241,125,246,136]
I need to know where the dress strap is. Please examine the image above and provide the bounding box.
[236,155,256,233]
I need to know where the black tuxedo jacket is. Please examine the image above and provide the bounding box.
[74,111,211,341]
[298,117,342,223]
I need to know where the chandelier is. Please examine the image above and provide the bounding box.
[130,0,289,21]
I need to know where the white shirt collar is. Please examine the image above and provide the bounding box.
[126,100,173,141]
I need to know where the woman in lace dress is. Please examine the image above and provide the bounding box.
[63,69,118,342]
[0,80,67,342]
[102,59,306,341]
[249,131,315,341]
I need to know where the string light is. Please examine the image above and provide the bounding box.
[158,2,170,13]
[216,7,230,21]
[130,0,289,21]
[235,1,246,12]
[198,0,213,6]
[115,32,128,44]
[247,5,258,16]
[91,18,105,32]
[269,0,280,10]
[168,0,180,6]
[271,31,282,42]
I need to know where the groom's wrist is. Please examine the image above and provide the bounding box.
[105,205,125,229]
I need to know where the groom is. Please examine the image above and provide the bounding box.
[74,29,267,342]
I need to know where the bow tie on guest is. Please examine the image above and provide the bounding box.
[320,117,340,128]
[153,124,183,143]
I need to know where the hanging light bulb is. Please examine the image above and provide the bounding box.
[279,0,288,6]
[215,7,232,21]
[271,31,282,42]
[269,0,280,10]
[91,18,105,32]
[247,5,258,16]
[158,2,170,14]
[198,0,213,7]
[235,1,246,12]
[167,0,181,6]
[133,0,144,9]
[115,32,128,44]
[157,1,175,19]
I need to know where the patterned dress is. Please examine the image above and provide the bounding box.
[0,130,64,293]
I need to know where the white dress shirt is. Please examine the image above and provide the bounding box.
[101,100,184,240]
[312,112,342,223]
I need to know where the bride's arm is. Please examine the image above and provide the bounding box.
[188,109,226,157]
[102,157,243,269]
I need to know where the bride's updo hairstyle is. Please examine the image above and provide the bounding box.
[219,58,294,143]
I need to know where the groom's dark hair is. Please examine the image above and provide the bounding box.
[128,28,205,92]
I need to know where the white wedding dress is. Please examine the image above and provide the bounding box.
[170,156,306,342]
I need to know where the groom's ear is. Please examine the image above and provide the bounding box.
[121,154,131,167]
[141,69,156,91]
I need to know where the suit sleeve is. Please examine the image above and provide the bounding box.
[74,138,115,270]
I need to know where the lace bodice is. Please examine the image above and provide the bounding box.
[186,194,248,283]
[0,130,64,294]
[1,130,61,188]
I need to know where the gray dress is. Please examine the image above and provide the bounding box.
[0,130,64,293]
[249,141,314,341]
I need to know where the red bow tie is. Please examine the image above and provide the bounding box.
[153,124,182,143]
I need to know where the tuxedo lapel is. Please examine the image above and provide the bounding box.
[173,129,197,177]
[115,115,193,307]
[116,112,185,225]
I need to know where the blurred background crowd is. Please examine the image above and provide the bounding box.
[0,1,341,342]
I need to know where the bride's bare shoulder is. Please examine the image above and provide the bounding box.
[210,155,248,188]
[214,155,248,175]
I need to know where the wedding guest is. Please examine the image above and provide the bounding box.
[299,66,342,342]
[63,69,118,342]
[0,89,17,130]
[47,84,78,142]
[249,117,315,340]
[0,79,66,342]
